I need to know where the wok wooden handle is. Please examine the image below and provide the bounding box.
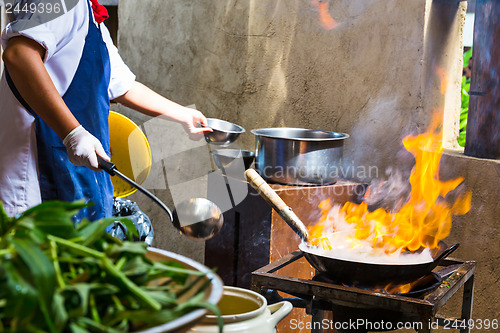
[245,168,309,242]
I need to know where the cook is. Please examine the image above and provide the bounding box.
[0,0,211,221]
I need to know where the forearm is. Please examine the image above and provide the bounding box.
[3,36,79,139]
[113,81,210,138]
[113,81,187,122]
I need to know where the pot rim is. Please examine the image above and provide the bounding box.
[203,286,267,323]
[251,127,349,141]
[207,118,246,134]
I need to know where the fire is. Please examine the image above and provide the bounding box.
[308,114,471,255]
[346,282,413,295]
[343,280,413,295]
[311,0,340,30]
[436,66,449,94]
[384,282,413,295]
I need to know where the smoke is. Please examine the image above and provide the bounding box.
[359,142,416,213]
[363,167,411,213]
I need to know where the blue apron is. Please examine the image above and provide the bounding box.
[5,2,113,222]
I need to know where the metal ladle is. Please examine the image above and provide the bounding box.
[98,156,224,240]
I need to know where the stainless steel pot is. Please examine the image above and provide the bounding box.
[251,128,349,185]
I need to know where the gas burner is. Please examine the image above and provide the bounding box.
[311,271,443,298]
[252,251,476,333]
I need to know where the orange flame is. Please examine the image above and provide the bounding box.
[344,281,412,295]
[311,0,340,30]
[384,282,413,295]
[309,114,471,254]
[436,66,449,94]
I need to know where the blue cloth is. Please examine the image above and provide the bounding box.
[6,2,113,222]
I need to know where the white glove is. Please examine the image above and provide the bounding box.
[63,125,109,171]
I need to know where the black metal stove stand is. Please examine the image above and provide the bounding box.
[251,251,476,333]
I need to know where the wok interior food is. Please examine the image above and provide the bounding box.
[299,242,434,266]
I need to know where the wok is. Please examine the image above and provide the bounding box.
[299,242,459,287]
[245,168,460,287]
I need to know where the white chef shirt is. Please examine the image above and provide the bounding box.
[0,0,136,216]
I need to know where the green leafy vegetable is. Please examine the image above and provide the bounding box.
[0,201,222,332]
[458,48,472,147]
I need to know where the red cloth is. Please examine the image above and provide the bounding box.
[89,0,109,24]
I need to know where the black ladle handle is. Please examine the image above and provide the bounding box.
[97,155,174,222]
[97,155,116,176]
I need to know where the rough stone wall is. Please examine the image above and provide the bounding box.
[115,0,499,329]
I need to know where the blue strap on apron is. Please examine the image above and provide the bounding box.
[5,1,113,222]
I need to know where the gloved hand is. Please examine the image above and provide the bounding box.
[63,125,109,171]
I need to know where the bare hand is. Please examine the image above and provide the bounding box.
[178,107,213,140]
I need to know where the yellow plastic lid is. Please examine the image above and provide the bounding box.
[109,111,152,197]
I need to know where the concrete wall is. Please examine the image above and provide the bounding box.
[440,150,500,328]
[115,0,499,329]
[117,0,437,169]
